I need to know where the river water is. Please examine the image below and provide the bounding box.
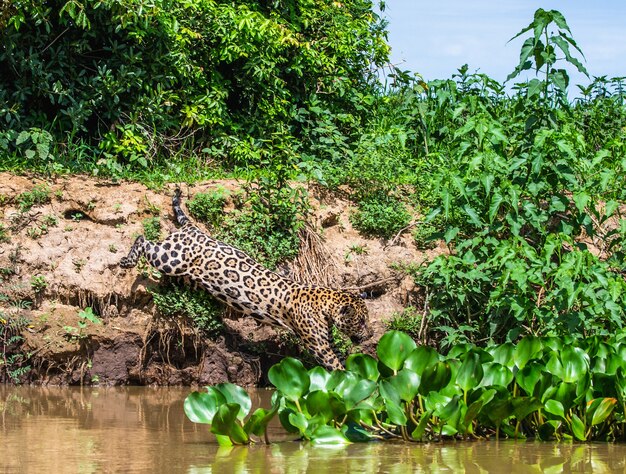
[1,385,626,473]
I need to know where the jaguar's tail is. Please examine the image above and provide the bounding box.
[173,188,191,226]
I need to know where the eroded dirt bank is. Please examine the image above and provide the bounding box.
[0,173,436,385]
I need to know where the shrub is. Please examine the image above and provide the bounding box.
[150,281,223,339]
[350,193,411,239]
[187,190,227,229]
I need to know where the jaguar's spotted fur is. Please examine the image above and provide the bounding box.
[120,189,371,370]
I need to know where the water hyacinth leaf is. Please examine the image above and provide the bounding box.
[438,395,463,430]
[616,368,626,403]
[343,379,378,410]
[376,330,417,372]
[288,411,309,435]
[211,403,249,445]
[424,391,453,414]
[547,347,589,383]
[447,343,474,360]
[486,398,513,426]
[384,399,408,426]
[308,366,331,391]
[404,346,439,375]
[514,336,543,369]
[387,369,420,403]
[184,390,226,424]
[419,361,452,395]
[310,425,350,445]
[243,406,278,437]
[278,407,300,434]
[511,397,543,421]
[305,390,334,422]
[570,413,586,441]
[346,354,380,381]
[269,357,310,401]
[544,399,565,419]
[480,362,513,388]
[213,383,252,421]
[515,362,544,396]
[411,410,433,441]
[586,398,617,426]
[553,381,577,411]
[379,379,401,406]
[464,389,496,426]
[489,342,515,367]
[456,352,484,393]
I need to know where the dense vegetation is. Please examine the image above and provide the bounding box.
[2,2,626,403]
[185,330,626,444]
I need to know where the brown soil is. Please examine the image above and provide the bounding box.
[0,173,440,386]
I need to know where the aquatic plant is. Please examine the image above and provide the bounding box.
[184,330,626,445]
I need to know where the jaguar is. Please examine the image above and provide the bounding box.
[119,189,372,370]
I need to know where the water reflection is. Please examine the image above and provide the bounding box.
[1,385,625,473]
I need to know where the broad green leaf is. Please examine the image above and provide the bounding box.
[570,413,586,441]
[184,390,226,424]
[343,379,378,410]
[488,342,514,367]
[456,352,484,392]
[376,331,417,372]
[310,425,350,445]
[544,399,565,419]
[404,346,439,375]
[480,362,513,388]
[346,354,379,381]
[386,369,420,403]
[587,398,617,426]
[269,357,310,401]
[288,411,308,435]
[308,366,331,391]
[213,383,252,421]
[511,396,543,421]
[514,336,543,369]
[384,399,408,426]
[420,361,452,395]
[211,403,249,445]
[411,409,433,441]
[243,406,278,437]
[305,390,335,422]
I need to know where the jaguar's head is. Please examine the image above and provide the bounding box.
[333,292,372,343]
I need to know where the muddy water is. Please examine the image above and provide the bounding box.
[1,386,626,474]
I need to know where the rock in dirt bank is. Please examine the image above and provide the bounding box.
[0,173,436,386]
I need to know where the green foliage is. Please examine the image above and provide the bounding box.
[1,0,389,178]
[507,8,588,104]
[184,330,626,444]
[150,280,223,339]
[30,275,47,294]
[0,312,31,383]
[0,223,9,244]
[141,217,162,242]
[350,193,411,239]
[405,9,626,345]
[17,184,51,212]
[62,306,102,340]
[385,307,423,341]
[218,185,307,270]
[186,189,227,229]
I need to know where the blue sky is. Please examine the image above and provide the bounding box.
[381,1,626,88]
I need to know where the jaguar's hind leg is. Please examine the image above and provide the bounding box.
[119,235,147,268]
